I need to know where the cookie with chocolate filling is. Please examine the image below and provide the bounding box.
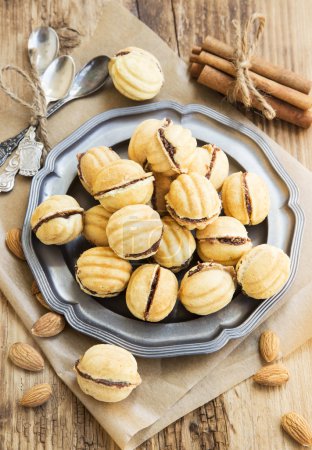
[153,216,196,272]
[106,204,163,260]
[108,47,164,101]
[128,118,169,167]
[151,172,176,216]
[187,144,229,190]
[222,171,270,225]
[74,344,141,402]
[126,264,178,322]
[83,205,112,247]
[31,195,84,245]
[77,146,120,194]
[93,159,154,212]
[165,172,221,230]
[179,262,237,315]
[196,216,252,266]
[75,247,132,298]
[236,244,290,300]
[145,120,197,176]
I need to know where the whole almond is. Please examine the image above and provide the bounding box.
[281,412,312,446]
[31,280,51,310]
[253,363,289,386]
[31,312,65,337]
[19,383,52,408]
[5,228,25,260]
[9,342,44,372]
[259,330,280,362]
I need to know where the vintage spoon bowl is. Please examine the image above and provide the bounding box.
[28,26,59,76]
[41,55,76,103]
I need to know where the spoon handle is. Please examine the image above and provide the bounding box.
[0,97,70,167]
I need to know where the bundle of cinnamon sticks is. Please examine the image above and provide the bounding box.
[190,35,312,128]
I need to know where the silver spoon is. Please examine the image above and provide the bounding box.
[28,26,60,76]
[0,56,110,174]
[41,55,75,103]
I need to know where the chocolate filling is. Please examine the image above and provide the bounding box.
[242,172,252,223]
[201,237,250,246]
[115,51,130,57]
[144,265,160,321]
[33,210,83,234]
[205,144,219,179]
[166,255,193,272]
[75,361,132,388]
[166,204,213,224]
[157,121,180,170]
[188,262,208,277]
[124,232,163,259]
[93,174,153,198]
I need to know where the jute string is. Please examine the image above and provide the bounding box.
[0,60,49,154]
[228,13,276,120]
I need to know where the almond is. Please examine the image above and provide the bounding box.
[259,330,280,362]
[5,228,25,260]
[31,280,51,310]
[8,342,44,372]
[31,312,65,337]
[281,412,312,446]
[19,383,52,408]
[253,363,289,386]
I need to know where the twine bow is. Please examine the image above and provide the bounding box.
[228,13,276,120]
[0,58,49,154]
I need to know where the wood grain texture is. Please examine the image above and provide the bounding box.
[1,1,312,449]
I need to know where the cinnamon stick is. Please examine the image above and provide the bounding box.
[196,64,312,128]
[190,51,312,110]
[201,36,312,95]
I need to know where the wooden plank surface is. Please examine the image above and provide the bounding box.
[0,1,312,449]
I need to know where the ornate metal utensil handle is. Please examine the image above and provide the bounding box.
[0,97,67,167]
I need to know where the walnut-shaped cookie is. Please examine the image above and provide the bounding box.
[83,205,112,247]
[236,244,290,299]
[165,172,221,230]
[222,171,270,225]
[77,146,120,194]
[153,216,196,272]
[145,120,197,176]
[75,247,132,297]
[151,172,176,216]
[196,216,252,266]
[179,262,237,315]
[108,47,164,101]
[92,159,154,212]
[106,204,163,260]
[128,118,168,167]
[74,344,141,402]
[187,144,229,190]
[31,195,83,245]
[126,264,178,322]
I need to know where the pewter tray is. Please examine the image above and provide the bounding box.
[22,101,304,358]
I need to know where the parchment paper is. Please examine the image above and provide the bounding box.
[1,2,312,449]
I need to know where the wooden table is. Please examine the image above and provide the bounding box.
[1,1,312,449]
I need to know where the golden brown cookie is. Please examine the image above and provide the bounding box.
[153,216,196,272]
[108,47,164,101]
[236,244,290,299]
[92,159,154,212]
[165,172,221,230]
[196,216,252,266]
[31,195,83,245]
[222,171,270,225]
[77,146,120,194]
[151,172,176,216]
[83,205,112,246]
[75,247,132,297]
[179,262,237,315]
[106,204,163,260]
[126,264,178,322]
[74,344,141,402]
[187,144,229,190]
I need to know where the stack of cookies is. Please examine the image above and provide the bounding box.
[30,117,291,322]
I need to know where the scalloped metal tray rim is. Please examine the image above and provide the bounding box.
[22,101,305,358]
